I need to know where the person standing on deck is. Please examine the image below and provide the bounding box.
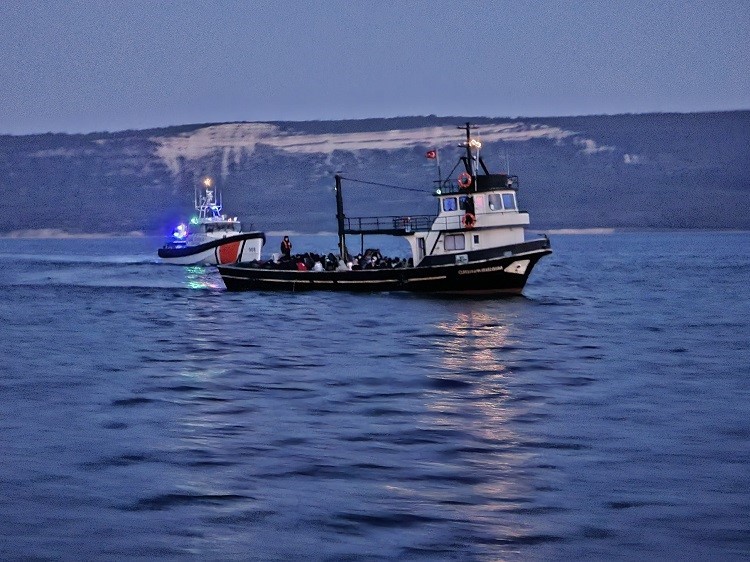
[280,235,292,259]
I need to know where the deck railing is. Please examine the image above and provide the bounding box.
[343,215,435,235]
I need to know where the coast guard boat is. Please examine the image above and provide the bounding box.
[158,177,265,265]
[217,123,551,295]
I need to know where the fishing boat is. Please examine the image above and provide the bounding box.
[217,123,551,295]
[158,177,265,265]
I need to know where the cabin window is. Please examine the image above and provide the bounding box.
[488,194,502,211]
[444,234,465,251]
[502,193,517,210]
[442,197,458,212]
[473,195,484,213]
[459,196,475,214]
[473,235,480,244]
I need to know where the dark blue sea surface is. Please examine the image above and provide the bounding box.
[0,232,748,560]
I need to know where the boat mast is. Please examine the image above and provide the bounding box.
[335,174,346,260]
[197,176,222,219]
[464,122,473,175]
[459,122,478,180]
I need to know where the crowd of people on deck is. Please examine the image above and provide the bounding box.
[274,249,411,271]
[244,237,413,271]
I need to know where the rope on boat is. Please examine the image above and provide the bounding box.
[443,160,463,184]
[338,176,430,194]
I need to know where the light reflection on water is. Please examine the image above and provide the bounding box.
[431,310,515,430]
[184,265,222,291]
[435,310,512,374]
[425,308,540,545]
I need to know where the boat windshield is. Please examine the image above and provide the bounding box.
[203,222,241,234]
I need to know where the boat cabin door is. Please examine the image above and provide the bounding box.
[417,237,426,263]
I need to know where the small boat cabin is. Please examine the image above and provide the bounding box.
[404,173,529,266]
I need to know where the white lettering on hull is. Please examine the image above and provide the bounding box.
[457,265,505,275]
[456,259,531,276]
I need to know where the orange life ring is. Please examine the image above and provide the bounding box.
[457,171,472,189]
[462,212,476,229]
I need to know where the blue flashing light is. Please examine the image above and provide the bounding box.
[172,223,188,240]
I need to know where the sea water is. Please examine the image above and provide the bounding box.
[0,232,748,560]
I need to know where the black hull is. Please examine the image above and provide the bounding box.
[217,241,551,296]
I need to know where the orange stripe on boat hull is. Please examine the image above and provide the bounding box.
[218,241,241,264]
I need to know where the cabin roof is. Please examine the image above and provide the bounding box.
[435,174,518,196]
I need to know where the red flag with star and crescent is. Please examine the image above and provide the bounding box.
[425,150,436,159]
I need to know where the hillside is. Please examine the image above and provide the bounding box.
[1,112,748,235]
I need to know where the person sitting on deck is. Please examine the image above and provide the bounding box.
[336,259,350,271]
[304,254,315,270]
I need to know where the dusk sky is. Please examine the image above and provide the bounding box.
[1,0,748,135]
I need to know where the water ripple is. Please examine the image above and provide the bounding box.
[2,233,749,560]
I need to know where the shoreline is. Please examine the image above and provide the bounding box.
[2,227,749,239]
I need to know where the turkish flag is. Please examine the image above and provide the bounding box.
[425,150,436,159]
